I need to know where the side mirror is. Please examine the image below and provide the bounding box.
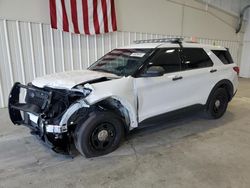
[140,66,165,77]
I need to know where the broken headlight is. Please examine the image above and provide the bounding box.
[73,84,93,98]
[82,88,92,97]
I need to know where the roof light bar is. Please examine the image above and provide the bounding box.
[134,37,184,44]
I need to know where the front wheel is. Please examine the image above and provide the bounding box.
[206,88,229,119]
[74,111,124,157]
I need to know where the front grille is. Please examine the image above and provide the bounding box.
[25,88,50,110]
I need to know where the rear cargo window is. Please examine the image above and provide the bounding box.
[212,50,234,64]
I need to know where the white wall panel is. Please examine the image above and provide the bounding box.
[0,19,241,108]
[240,13,250,78]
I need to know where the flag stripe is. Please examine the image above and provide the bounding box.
[106,0,113,32]
[65,0,74,32]
[97,0,104,34]
[61,0,69,32]
[101,0,109,33]
[50,0,57,29]
[87,0,95,35]
[76,0,84,33]
[56,0,63,30]
[93,0,100,34]
[50,0,117,35]
[111,0,117,31]
[71,0,80,34]
[82,0,90,34]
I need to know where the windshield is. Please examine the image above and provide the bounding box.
[88,48,153,76]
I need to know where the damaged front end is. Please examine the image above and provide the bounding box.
[8,82,90,155]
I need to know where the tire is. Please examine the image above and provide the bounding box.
[206,88,229,119]
[74,111,124,157]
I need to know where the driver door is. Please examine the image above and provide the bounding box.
[135,48,184,122]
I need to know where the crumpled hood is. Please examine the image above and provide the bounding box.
[32,70,118,89]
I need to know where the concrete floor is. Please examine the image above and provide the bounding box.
[0,78,250,188]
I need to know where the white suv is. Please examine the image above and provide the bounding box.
[8,38,239,157]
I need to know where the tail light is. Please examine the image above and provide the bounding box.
[233,66,240,75]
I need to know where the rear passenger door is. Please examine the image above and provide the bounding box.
[178,47,216,106]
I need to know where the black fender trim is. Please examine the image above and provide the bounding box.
[206,79,234,108]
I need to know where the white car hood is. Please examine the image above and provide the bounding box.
[32,70,119,89]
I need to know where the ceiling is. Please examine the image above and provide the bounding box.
[200,0,250,18]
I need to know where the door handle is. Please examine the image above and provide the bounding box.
[172,76,183,81]
[210,69,217,73]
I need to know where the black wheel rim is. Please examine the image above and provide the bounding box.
[213,95,227,114]
[90,123,116,151]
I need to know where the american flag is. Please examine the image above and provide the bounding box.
[49,0,117,35]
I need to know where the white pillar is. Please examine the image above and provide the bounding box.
[240,13,250,78]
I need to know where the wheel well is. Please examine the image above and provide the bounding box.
[96,98,131,133]
[206,80,234,106]
[218,83,233,101]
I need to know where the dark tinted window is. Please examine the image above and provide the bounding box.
[212,50,234,64]
[147,48,181,74]
[181,48,213,70]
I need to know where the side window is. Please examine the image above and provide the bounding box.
[212,50,234,64]
[147,48,181,74]
[181,48,213,70]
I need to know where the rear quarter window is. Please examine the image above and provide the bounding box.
[212,50,234,64]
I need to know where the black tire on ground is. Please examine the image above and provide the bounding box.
[74,111,125,157]
[206,88,229,119]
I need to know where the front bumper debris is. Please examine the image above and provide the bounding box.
[8,82,72,155]
[8,82,51,125]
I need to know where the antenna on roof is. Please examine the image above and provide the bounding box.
[134,37,183,44]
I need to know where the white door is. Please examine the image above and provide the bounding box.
[176,47,218,106]
[135,48,184,122]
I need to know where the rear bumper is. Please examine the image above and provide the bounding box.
[8,82,71,154]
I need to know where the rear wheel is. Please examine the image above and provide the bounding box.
[74,111,124,157]
[206,88,229,119]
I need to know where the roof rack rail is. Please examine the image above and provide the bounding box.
[134,37,183,44]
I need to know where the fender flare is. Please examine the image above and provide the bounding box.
[94,96,138,130]
[206,79,234,107]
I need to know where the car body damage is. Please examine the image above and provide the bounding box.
[59,76,138,130]
[84,77,138,128]
[8,38,239,157]
[8,70,138,154]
